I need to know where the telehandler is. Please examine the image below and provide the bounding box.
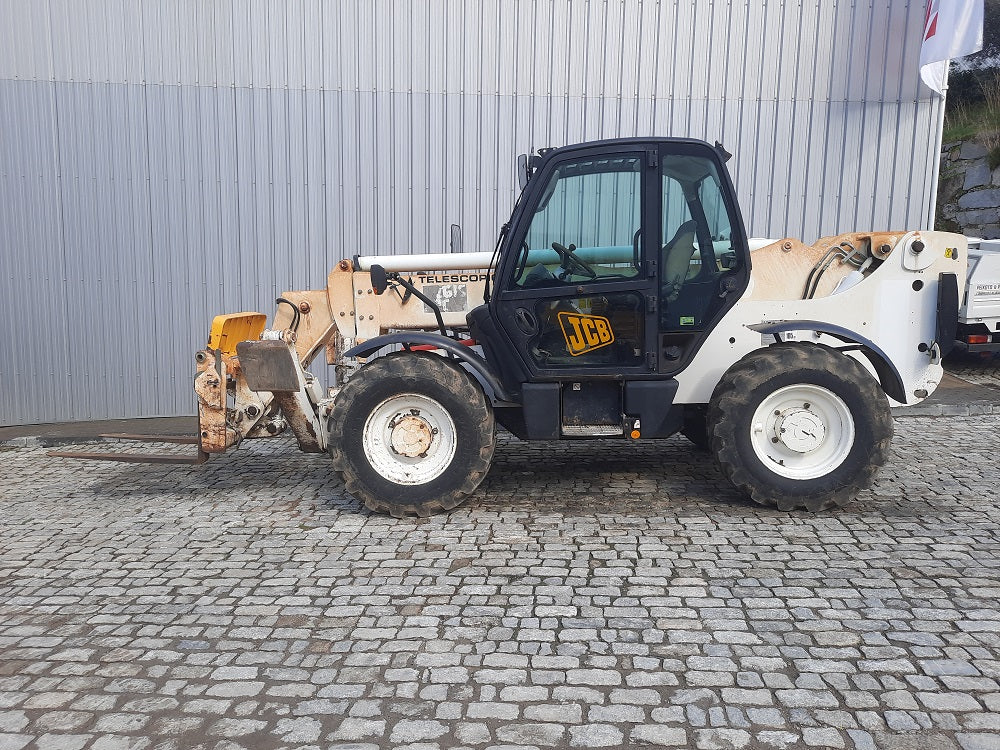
[53,138,967,517]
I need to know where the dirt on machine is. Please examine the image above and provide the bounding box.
[52,137,968,516]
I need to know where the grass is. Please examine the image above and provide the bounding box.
[942,115,982,143]
[990,142,1000,170]
[943,71,1000,144]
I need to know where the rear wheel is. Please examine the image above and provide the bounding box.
[329,352,495,517]
[708,343,892,511]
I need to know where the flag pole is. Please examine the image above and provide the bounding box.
[927,60,950,229]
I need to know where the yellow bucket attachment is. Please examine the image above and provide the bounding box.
[208,312,267,356]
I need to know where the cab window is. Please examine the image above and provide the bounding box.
[659,154,741,335]
[510,156,642,289]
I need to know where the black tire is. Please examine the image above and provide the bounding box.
[681,405,711,450]
[708,343,893,512]
[328,352,495,517]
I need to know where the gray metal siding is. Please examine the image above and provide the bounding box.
[0,0,942,424]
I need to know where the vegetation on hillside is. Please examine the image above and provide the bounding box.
[944,71,1000,168]
[944,0,1000,156]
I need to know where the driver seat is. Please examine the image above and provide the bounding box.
[661,220,698,302]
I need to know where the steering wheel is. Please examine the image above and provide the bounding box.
[551,242,597,280]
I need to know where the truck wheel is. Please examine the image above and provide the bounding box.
[708,343,892,512]
[328,352,495,517]
[681,405,711,450]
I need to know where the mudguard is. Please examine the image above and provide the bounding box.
[748,321,906,404]
[345,333,515,402]
[937,272,959,358]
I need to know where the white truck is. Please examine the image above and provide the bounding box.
[958,240,1000,353]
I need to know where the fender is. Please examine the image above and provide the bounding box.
[937,272,959,358]
[344,333,516,403]
[748,320,906,404]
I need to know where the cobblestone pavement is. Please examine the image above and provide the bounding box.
[946,353,1000,390]
[1,414,999,750]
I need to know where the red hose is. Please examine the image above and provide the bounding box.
[409,338,476,352]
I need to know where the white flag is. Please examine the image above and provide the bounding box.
[920,0,985,94]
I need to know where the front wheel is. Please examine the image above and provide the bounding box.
[708,343,893,512]
[328,352,495,517]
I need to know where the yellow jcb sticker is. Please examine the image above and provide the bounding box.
[945,247,956,259]
[558,312,615,355]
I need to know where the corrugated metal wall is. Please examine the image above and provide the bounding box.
[0,0,943,425]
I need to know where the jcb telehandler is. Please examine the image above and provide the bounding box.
[53,138,967,517]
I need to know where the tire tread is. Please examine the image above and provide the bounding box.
[328,352,495,518]
[708,343,893,512]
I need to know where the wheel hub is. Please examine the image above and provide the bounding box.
[389,413,434,458]
[748,384,855,481]
[773,407,826,453]
[362,393,457,485]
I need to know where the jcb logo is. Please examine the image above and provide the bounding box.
[558,312,615,356]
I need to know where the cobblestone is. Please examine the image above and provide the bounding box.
[1,414,999,749]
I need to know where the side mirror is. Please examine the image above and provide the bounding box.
[517,154,529,189]
[450,224,463,254]
[370,264,388,295]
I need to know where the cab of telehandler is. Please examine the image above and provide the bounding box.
[467,137,751,439]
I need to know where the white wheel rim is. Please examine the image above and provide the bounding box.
[362,393,457,485]
[749,384,855,480]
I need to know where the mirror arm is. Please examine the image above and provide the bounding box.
[388,273,449,338]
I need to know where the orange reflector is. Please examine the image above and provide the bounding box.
[630,429,641,439]
[967,334,989,344]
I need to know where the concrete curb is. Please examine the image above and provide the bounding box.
[0,416,198,449]
[892,402,997,418]
[1,436,122,449]
[1,436,48,448]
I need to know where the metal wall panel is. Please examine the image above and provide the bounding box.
[0,0,943,424]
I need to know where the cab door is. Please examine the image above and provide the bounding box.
[494,147,659,378]
[492,145,662,438]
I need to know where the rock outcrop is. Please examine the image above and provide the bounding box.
[938,139,1000,239]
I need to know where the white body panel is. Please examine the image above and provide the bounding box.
[353,233,965,410]
[673,231,967,406]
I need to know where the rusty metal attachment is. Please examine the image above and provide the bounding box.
[195,348,236,453]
